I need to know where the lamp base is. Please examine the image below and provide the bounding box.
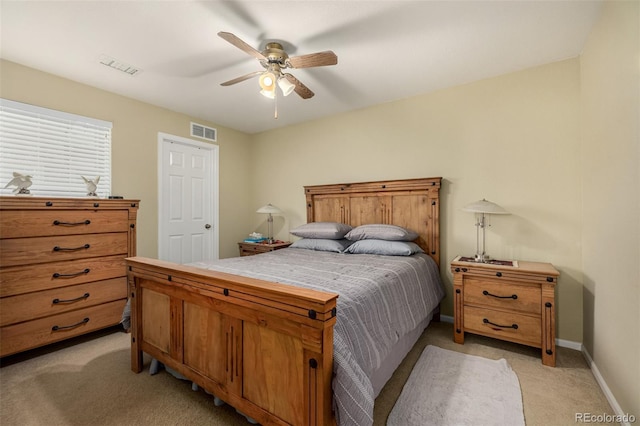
[474,253,492,263]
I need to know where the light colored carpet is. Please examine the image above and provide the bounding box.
[0,321,615,426]
[387,345,524,426]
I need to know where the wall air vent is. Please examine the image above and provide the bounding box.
[191,122,217,142]
[98,54,141,76]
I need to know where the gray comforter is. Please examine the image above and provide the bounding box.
[189,248,445,426]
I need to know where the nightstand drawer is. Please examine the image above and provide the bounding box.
[238,242,292,257]
[453,264,558,285]
[240,244,271,256]
[464,278,541,314]
[464,306,541,347]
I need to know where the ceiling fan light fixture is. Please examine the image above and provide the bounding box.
[260,89,275,99]
[259,71,277,92]
[278,76,295,96]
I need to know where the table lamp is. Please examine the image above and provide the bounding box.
[256,203,282,244]
[462,198,510,263]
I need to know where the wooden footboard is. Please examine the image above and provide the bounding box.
[127,257,338,426]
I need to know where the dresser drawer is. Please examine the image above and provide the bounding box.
[463,278,541,314]
[0,255,127,297]
[0,233,128,267]
[0,299,126,357]
[0,277,127,326]
[0,210,129,239]
[464,306,541,347]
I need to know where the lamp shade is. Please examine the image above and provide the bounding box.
[259,71,277,92]
[256,203,282,215]
[260,89,275,99]
[278,77,295,96]
[462,199,509,215]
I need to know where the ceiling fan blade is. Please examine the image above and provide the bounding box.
[288,51,337,69]
[218,31,266,61]
[284,74,315,99]
[220,70,262,86]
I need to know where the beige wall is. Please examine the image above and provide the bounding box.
[251,58,584,342]
[0,59,254,259]
[580,0,639,418]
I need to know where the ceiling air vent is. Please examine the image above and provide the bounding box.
[98,54,141,76]
[191,122,217,142]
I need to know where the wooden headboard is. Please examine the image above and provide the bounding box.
[304,177,442,266]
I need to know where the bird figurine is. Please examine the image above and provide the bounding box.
[82,176,100,197]
[4,172,33,195]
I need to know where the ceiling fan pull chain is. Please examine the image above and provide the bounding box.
[274,87,278,119]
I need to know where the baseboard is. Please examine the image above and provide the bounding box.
[556,338,582,351]
[581,348,634,426]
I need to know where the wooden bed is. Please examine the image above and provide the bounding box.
[127,177,441,426]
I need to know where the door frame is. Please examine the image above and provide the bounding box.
[157,132,219,262]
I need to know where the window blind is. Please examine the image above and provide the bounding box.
[0,99,112,197]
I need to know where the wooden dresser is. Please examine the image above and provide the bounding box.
[0,196,139,357]
[451,256,559,366]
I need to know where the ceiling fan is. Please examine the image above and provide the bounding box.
[217,31,338,102]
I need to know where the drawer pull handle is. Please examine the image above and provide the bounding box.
[53,219,91,226]
[53,244,90,252]
[52,293,90,304]
[482,290,517,300]
[52,317,89,331]
[53,268,90,279]
[483,318,518,329]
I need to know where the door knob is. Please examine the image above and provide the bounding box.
[205,224,211,229]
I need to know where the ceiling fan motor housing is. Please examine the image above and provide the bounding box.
[263,42,289,67]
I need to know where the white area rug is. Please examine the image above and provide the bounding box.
[387,345,525,426]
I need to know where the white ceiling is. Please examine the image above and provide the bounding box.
[1,1,602,134]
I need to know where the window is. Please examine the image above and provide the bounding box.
[0,99,112,197]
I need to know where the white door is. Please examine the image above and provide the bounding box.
[158,133,219,264]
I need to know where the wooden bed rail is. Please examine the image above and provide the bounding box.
[127,256,338,425]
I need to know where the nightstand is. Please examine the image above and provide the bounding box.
[451,256,559,366]
[238,241,292,257]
